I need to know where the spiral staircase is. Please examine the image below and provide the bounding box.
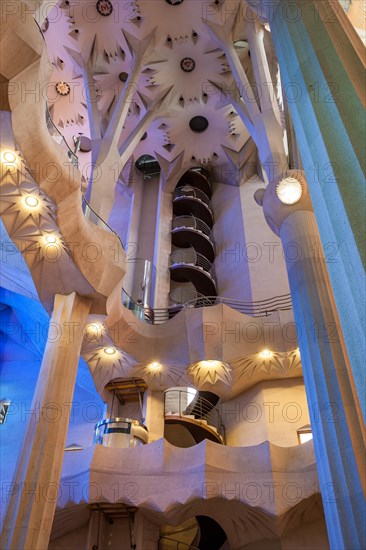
[170,169,217,307]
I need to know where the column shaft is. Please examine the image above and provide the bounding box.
[1,292,91,550]
[269,0,365,417]
[280,210,365,549]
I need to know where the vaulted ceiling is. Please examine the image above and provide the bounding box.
[43,0,278,177]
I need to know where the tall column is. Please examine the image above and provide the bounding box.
[1,292,91,550]
[266,0,365,417]
[143,390,165,442]
[262,175,365,549]
[133,510,160,550]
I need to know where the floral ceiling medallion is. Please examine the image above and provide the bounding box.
[55,82,70,96]
[180,57,196,73]
[96,0,113,16]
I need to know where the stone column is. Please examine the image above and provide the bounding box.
[266,0,365,418]
[133,511,161,550]
[143,390,165,442]
[262,174,365,549]
[1,292,91,550]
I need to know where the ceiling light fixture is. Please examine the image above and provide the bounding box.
[199,360,222,369]
[276,177,303,205]
[24,196,39,208]
[148,361,162,371]
[104,347,116,355]
[87,322,103,334]
[2,151,17,163]
[45,235,57,244]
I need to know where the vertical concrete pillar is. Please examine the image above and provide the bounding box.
[1,292,91,550]
[133,511,160,550]
[267,0,365,418]
[143,390,165,442]
[263,167,365,549]
[279,209,365,548]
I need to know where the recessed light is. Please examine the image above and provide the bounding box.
[276,177,303,205]
[199,360,222,369]
[104,347,116,355]
[24,196,39,208]
[87,322,103,334]
[149,361,161,371]
[2,151,17,163]
[45,235,57,244]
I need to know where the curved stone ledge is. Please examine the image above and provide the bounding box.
[3,5,125,310]
[57,438,318,521]
[103,278,300,398]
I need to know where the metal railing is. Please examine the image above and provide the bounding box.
[169,286,200,305]
[121,291,293,324]
[158,536,200,550]
[122,289,154,323]
[173,292,293,316]
[94,417,148,447]
[164,389,225,442]
[173,186,211,206]
[170,248,213,274]
[45,105,78,167]
[172,215,212,238]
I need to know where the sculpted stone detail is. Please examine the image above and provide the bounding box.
[233,349,302,380]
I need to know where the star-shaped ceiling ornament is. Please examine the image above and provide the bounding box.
[132,362,188,390]
[187,360,233,387]
[84,347,136,392]
[233,349,302,381]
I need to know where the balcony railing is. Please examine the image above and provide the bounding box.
[121,291,293,324]
[172,215,212,238]
[45,105,78,167]
[173,186,211,207]
[170,249,213,274]
[94,417,148,448]
[164,389,225,443]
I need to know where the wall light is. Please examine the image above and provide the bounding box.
[260,349,272,358]
[276,177,303,205]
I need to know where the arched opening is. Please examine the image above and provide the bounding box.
[159,515,228,549]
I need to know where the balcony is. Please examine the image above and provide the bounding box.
[170,249,217,296]
[94,418,148,448]
[164,389,225,445]
[171,216,215,262]
[173,186,213,228]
